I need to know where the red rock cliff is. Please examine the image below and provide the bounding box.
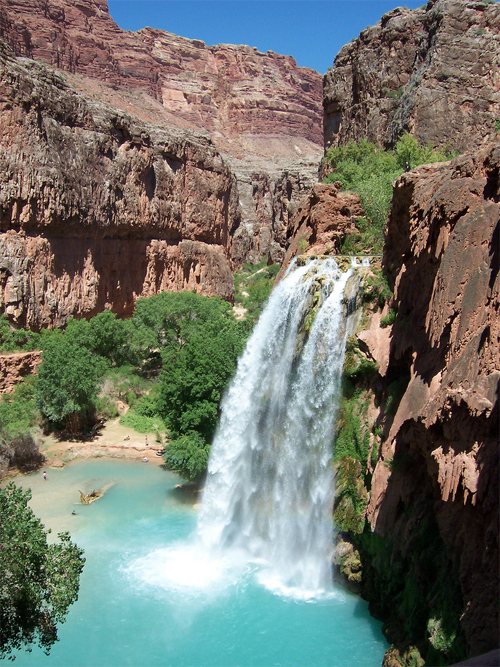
[360,143,498,660]
[0,0,324,264]
[0,42,238,328]
[324,0,500,151]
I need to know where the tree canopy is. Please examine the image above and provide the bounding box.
[147,292,249,480]
[323,133,456,253]
[36,327,108,434]
[0,483,85,660]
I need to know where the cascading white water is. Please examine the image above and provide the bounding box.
[197,258,355,597]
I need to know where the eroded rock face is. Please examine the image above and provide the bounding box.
[0,44,236,328]
[324,0,500,151]
[0,350,42,394]
[276,183,363,278]
[0,0,322,145]
[0,0,324,264]
[369,143,499,656]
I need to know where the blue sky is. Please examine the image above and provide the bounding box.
[107,0,425,74]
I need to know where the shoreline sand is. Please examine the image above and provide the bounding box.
[39,417,165,469]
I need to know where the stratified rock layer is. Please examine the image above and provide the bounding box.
[0,0,324,263]
[370,143,499,657]
[324,0,500,151]
[0,44,237,328]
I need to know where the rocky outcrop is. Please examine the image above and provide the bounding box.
[336,143,499,663]
[0,43,238,328]
[276,183,363,278]
[324,0,500,151]
[0,0,324,265]
[0,350,42,394]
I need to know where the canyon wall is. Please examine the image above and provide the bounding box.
[0,43,238,328]
[324,0,500,151]
[0,0,324,268]
[0,350,42,394]
[323,143,499,665]
[371,142,499,660]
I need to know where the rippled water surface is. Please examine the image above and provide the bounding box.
[5,460,388,667]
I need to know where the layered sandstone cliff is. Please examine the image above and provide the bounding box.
[324,0,500,151]
[0,43,238,328]
[0,350,42,394]
[275,182,363,279]
[0,0,324,264]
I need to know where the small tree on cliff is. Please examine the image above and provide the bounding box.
[0,483,85,659]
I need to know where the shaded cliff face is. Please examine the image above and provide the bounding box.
[0,44,238,328]
[324,0,500,151]
[362,143,498,658]
[0,0,324,263]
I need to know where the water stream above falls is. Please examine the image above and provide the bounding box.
[5,258,389,666]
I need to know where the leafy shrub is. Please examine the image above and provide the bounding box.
[0,376,38,439]
[333,456,368,534]
[0,432,45,473]
[119,411,165,434]
[234,261,280,319]
[163,431,210,482]
[0,315,41,352]
[324,134,457,254]
[381,308,396,327]
[363,269,393,307]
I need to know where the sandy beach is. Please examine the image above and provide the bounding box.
[40,418,165,469]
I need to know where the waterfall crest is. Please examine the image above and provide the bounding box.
[198,258,355,597]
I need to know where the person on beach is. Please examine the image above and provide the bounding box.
[43,471,47,480]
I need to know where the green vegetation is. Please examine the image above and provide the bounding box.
[0,483,85,659]
[0,377,42,473]
[36,323,109,435]
[0,376,38,439]
[0,315,41,352]
[380,308,396,327]
[154,292,248,480]
[355,515,466,666]
[234,260,280,320]
[323,134,457,254]
[2,293,251,481]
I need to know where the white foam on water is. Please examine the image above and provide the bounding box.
[125,542,247,598]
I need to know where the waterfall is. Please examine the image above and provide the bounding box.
[197,258,355,598]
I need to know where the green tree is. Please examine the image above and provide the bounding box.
[151,292,247,480]
[0,315,40,353]
[0,483,85,659]
[87,310,127,364]
[36,330,108,433]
